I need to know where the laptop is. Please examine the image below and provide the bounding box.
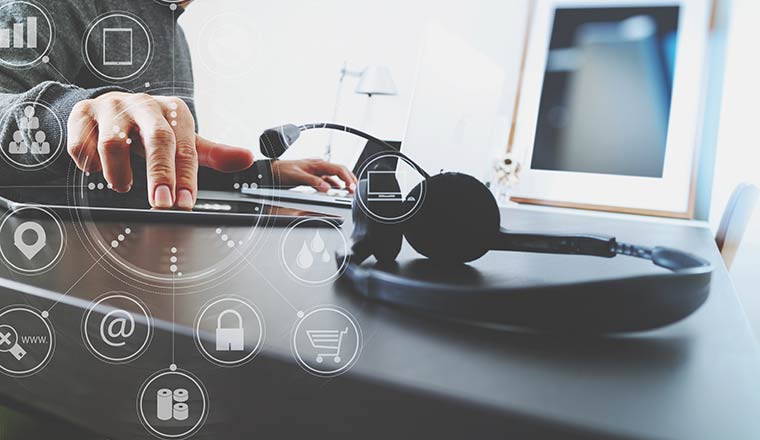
[242,140,401,207]
[366,171,403,202]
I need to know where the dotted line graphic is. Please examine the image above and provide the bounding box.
[109,227,132,249]
[168,101,178,127]
[169,246,182,277]
[87,181,108,191]
[232,178,263,191]
[214,228,244,249]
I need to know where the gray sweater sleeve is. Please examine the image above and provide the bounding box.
[0,1,122,185]
[0,83,123,185]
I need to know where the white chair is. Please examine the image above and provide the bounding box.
[715,182,760,269]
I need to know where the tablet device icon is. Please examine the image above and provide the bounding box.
[103,28,133,66]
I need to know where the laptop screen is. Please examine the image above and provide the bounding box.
[352,140,400,175]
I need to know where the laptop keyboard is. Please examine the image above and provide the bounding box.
[291,186,351,199]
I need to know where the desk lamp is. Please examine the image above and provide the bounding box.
[325,63,397,160]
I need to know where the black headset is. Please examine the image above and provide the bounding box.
[261,124,713,333]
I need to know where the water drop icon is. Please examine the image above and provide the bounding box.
[310,231,325,253]
[296,241,314,269]
[321,250,330,263]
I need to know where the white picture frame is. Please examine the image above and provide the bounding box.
[510,0,713,218]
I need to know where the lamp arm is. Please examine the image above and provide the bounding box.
[326,62,350,160]
[325,63,369,160]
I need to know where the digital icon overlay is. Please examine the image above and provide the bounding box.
[0,0,54,68]
[355,152,427,224]
[103,27,132,66]
[157,388,189,421]
[292,306,362,377]
[0,305,54,377]
[137,368,208,439]
[0,102,64,170]
[367,170,403,202]
[195,12,262,78]
[0,206,65,275]
[194,296,264,367]
[82,12,152,82]
[215,309,245,352]
[14,221,46,260]
[307,327,349,364]
[281,218,349,286]
[296,229,330,270]
[82,292,153,364]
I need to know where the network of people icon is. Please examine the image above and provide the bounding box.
[7,106,50,155]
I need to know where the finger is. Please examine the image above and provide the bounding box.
[300,172,331,192]
[159,97,197,210]
[322,175,343,189]
[195,134,254,172]
[308,161,357,193]
[132,106,177,209]
[95,108,134,193]
[67,101,101,173]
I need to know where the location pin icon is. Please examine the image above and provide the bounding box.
[13,221,47,260]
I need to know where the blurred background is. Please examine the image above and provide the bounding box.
[179,0,526,171]
[179,0,760,334]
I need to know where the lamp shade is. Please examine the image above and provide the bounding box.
[355,65,398,96]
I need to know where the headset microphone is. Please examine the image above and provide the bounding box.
[259,124,302,158]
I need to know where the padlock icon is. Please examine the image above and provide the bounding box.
[215,309,244,351]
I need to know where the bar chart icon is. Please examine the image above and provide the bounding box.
[0,17,37,49]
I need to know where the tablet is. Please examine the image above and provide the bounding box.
[0,188,343,226]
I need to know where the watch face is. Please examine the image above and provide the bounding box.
[66,87,275,295]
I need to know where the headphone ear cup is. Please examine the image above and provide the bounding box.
[404,173,501,263]
[350,179,403,264]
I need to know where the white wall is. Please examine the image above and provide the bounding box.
[710,0,760,227]
[179,0,528,165]
[709,0,760,340]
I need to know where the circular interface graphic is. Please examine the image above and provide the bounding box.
[280,218,349,286]
[355,152,427,224]
[0,305,55,377]
[292,306,362,377]
[137,368,209,439]
[0,101,64,170]
[82,292,153,364]
[194,296,264,367]
[0,206,65,275]
[195,12,262,78]
[68,88,274,294]
[0,1,54,68]
[82,12,153,82]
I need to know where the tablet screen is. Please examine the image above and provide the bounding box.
[531,6,680,178]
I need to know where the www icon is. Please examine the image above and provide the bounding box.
[20,335,48,344]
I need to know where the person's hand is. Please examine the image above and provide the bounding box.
[272,159,357,193]
[67,92,255,210]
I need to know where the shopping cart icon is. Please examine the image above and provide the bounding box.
[306,327,349,364]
